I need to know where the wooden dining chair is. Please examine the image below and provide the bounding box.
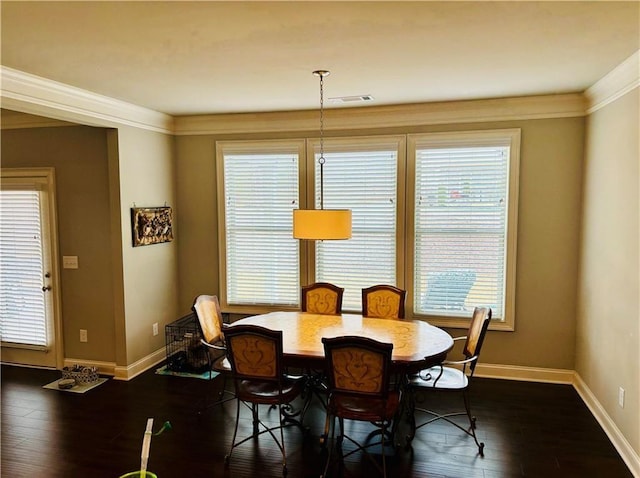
[192,294,234,410]
[223,324,306,477]
[404,307,492,455]
[301,282,344,315]
[362,284,406,319]
[321,335,400,478]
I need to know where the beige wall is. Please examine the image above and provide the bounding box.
[1,124,117,362]
[578,88,639,454]
[175,115,585,370]
[116,126,178,365]
[175,135,219,310]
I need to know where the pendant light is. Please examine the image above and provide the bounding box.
[293,70,352,240]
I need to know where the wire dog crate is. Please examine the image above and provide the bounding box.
[165,313,209,373]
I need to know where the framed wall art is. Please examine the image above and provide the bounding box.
[131,206,173,247]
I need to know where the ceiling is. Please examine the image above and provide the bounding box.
[1,1,639,117]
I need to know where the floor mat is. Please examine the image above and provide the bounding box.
[155,365,218,380]
[43,378,108,394]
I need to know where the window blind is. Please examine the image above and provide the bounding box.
[0,189,48,346]
[314,145,399,311]
[414,144,509,319]
[222,151,300,306]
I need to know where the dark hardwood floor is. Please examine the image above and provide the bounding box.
[1,364,632,478]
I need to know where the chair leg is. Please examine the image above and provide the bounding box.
[252,403,260,436]
[321,415,335,478]
[380,422,387,478]
[462,389,484,456]
[278,404,288,476]
[225,396,242,466]
[320,410,330,447]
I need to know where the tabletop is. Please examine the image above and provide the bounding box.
[231,311,454,371]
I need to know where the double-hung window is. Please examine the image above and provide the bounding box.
[308,136,405,311]
[407,129,520,330]
[217,140,305,311]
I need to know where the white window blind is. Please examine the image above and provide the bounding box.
[413,137,512,320]
[0,189,48,346]
[313,140,400,311]
[221,148,300,307]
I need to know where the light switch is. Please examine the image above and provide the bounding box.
[63,256,79,269]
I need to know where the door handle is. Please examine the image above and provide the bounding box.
[42,286,52,292]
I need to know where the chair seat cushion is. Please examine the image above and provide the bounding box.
[408,366,468,390]
[236,376,304,405]
[330,390,400,421]
[213,356,231,373]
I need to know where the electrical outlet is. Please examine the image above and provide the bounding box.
[618,387,625,408]
[80,329,88,343]
[153,322,159,336]
[63,255,79,269]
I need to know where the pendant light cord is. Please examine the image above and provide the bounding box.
[315,70,329,210]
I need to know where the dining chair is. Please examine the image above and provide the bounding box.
[404,307,492,455]
[223,324,306,477]
[362,284,406,319]
[321,335,400,478]
[192,294,234,410]
[301,282,344,315]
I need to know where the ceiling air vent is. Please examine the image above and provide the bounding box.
[329,95,374,104]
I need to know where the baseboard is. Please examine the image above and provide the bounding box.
[63,358,117,377]
[476,363,638,477]
[64,346,165,381]
[474,362,575,384]
[112,347,166,381]
[573,373,640,478]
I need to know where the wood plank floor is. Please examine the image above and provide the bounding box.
[1,364,632,478]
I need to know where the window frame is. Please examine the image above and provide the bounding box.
[216,139,306,314]
[406,129,521,331]
[303,135,406,311]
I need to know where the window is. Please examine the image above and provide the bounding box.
[309,137,405,311]
[216,140,305,311]
[0,188,48,346]
[408,130,520,329]
[217,130,519,329]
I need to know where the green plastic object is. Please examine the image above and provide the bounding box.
[120,472,157,478]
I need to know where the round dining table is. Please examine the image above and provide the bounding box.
[231,311,454,373]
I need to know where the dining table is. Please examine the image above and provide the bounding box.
[230,310,454,373]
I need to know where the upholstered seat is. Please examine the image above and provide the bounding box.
[321,336,400,478]
[405,307,492,456]
[362,284,406,319]
[224,324,305,477]
[192,294,234,409]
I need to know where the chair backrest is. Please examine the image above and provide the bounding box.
[224,324,283,382]
[192,294,224,344]
[322,335,394,400]
[464,307,492,374]
[361,284,406,319]
[301,282,344,315]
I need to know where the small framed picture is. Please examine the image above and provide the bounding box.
[131,206,173,247]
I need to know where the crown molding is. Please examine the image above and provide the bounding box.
[585,50,640,114]
[0,65,588,136]
[0,109,75,129]
[0,66,173,134]
[174,93,587,136]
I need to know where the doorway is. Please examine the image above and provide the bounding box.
[1,168,62,368]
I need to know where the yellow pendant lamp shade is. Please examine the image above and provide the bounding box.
[293,209,352,240]
[293,70,352,241]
